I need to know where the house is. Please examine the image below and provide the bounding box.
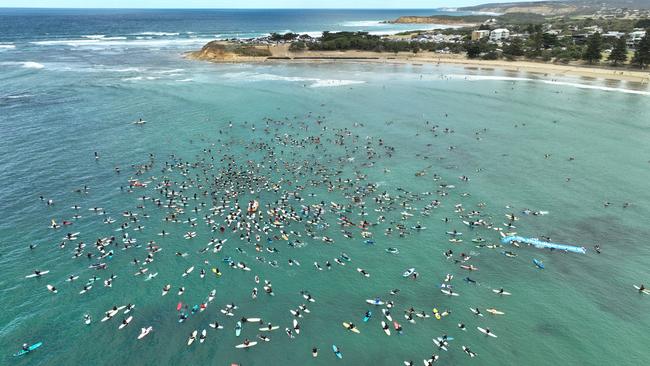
[471,30,490,41]
[627,30,646,48]
[583,25,603,35]
[489,28,510,42]
[602,31,626,39]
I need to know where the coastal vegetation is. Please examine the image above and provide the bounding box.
[632,32,650,67]
[189,41,271,60]
[190,0,650,71]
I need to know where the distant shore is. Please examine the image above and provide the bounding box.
[188,42,650,84]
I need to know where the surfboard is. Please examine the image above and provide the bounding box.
[402,268,416,277]
[187,330,197,345]
[363,311,372,322]
[382,309,392,321]
[118,316,133,329]
[463,346,476,357]
[357,268,370,277]
[432,339,448,351]
[46,285,57,293]
[26,271,49,278]
[235,341,258,349]
[492,289,511,295]
[182,266,194,277]
[634,285,650,294]
[259,325,279,331]
[381,321,391,336]
[342,322,360,333]
[138,326,152,339]
[478,327,497,338]
[332,344,343,359]
[235,321,242,337]
[486,308,505,315]
[366,299,384,305]
[441,289,459,296]
[13,342,42,357]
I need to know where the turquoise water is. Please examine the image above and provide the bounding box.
[2,9,650,366]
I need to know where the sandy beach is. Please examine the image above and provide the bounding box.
[189,43,650,84]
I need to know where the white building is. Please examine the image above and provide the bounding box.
[489,28,510,42]
[602,31,625,39]
[628,30,646,48]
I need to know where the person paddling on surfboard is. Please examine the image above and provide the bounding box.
[22,343,29,352]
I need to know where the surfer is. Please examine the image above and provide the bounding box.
[639,284,646,292]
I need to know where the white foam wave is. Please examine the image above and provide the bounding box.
[310,79,365,88]
[301,31,323,38]
[176,78,194,82]
[31,37,212,49]
[23,62,44,69]
[121,75,162,82]
[136,32,180,36]
[222,72,365,88]
[153,68,185,74]
[82,35,106,39]
[112,67,144,73]
[0,43,16,50]
[5,94,34,99]
[32,39,101,46]
[341,20,384,27]
[447,74,650,96]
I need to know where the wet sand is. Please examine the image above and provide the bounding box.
[188,43,650,84]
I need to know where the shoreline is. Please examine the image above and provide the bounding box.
[187,44,650,85]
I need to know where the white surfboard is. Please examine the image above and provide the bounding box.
[235,341,257,349]
[118,316,133,329]
[26,270,49,278]
[138,326,152,339]
[187,330,198,345]
[478,327,497,338]
[381,321,391,336]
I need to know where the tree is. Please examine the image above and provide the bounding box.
[289,41,306,52]
[632,31,650,69]
[526,29,544,58]
[582,32,602,64]
[465,41,482,59]
[608,36,628,66]
[635,19,650,29]
[503,37,524,59]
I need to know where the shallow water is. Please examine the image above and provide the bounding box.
[2,9,650,366]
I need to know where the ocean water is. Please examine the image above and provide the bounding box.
[1,9,650,366]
